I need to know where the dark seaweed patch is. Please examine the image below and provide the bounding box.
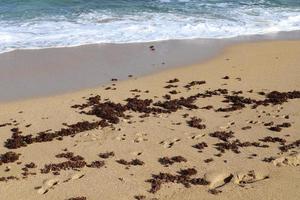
[158,156,187,166]
[209,131,234,142]
[187,117,206,129]
[146,168,208,193]
[116,159,144,166]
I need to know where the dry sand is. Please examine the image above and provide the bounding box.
[0,40,300,200]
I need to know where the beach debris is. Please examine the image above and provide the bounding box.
[0,123,12,127]
[149,45,155,51]
[209,131,234,142]
[259,136,286,145]
[116,159,144,166]
[41,152,104,174]
[0,151,20,165]
[184,80,206,90]
[268,122,291,132]
[158,156,187,166]
[279,140,300,152]
[214,139,269,154]
[86,161,105,168]
[166,78,179,83]
[187,117,206,129]
[146,168,208,193]
[5,121,104,149]
[192,142,208,151]
[99,151,115,159]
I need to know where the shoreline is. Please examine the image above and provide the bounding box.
[1,30,300,102]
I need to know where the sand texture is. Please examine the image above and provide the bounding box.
[0,40,300,200]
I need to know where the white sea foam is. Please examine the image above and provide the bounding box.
[0,6,300,53]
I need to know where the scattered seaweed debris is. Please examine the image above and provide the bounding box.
[154,96,199,112]
[163,94,171,100]
[116,159,144,166]
[149,45,155,51]
[268,126,282,132]
[214,90,300,112]
[279,140,300,152]
[71,88,231,128]
[0,123,12,128]
[7,89,227,149]
[25,162,37,168]
[268,122,291,132]
[241,126,252,130]
[0,176,19,182]
[169,90,178,95]
[134,195,146,200]
[166,78,179,83]
[71,95,101,109]
[259,136,286,145]
[158,156,187,166]
[99,152,115,159]
[146,168,209,193]
[86,161,105,168]
[209,131,234,142]
[208,189,222,195]
[164,84,178,89]
[262,157,276,163]
[264,122,274,126]
[216,95,255,112]
[41,151,105,174]
[200,105,213,110]
[178,168,197,176]
[214,139,269,154]
[262,91,300,105]
[5,121,104,149]
[41,152,86,174]
[84,101,127,124]
[125,98,156,113]
[0,151,20,165]
[192,142,208,152]
[187,117,206,129]
[184,81,206,90]
[204,158,214,163]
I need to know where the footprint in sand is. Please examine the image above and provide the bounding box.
[77,132,103,143]
[232,170,269,186]
[219,125,230,130]
[133,132,148,143]
[204,170,233,189]
[185,132,205,140]
[37,187,49,195]
[204,169,269,190]
[64,172,85,182]
[37,173,85,194]
[37,178,60,195]
[159,138,181,148]
[70,172,85,180]
[273,153,300,167]
[115,134,126,141]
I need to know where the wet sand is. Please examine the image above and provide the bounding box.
[1,30,300,102]
[0,40,300,200]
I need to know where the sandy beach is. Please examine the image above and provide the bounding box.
[0,40,300,200]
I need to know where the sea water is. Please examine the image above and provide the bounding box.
[0,0,300,53]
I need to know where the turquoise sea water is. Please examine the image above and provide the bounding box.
[1,0,300,53]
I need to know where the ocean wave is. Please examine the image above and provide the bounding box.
[0,2,300,53]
